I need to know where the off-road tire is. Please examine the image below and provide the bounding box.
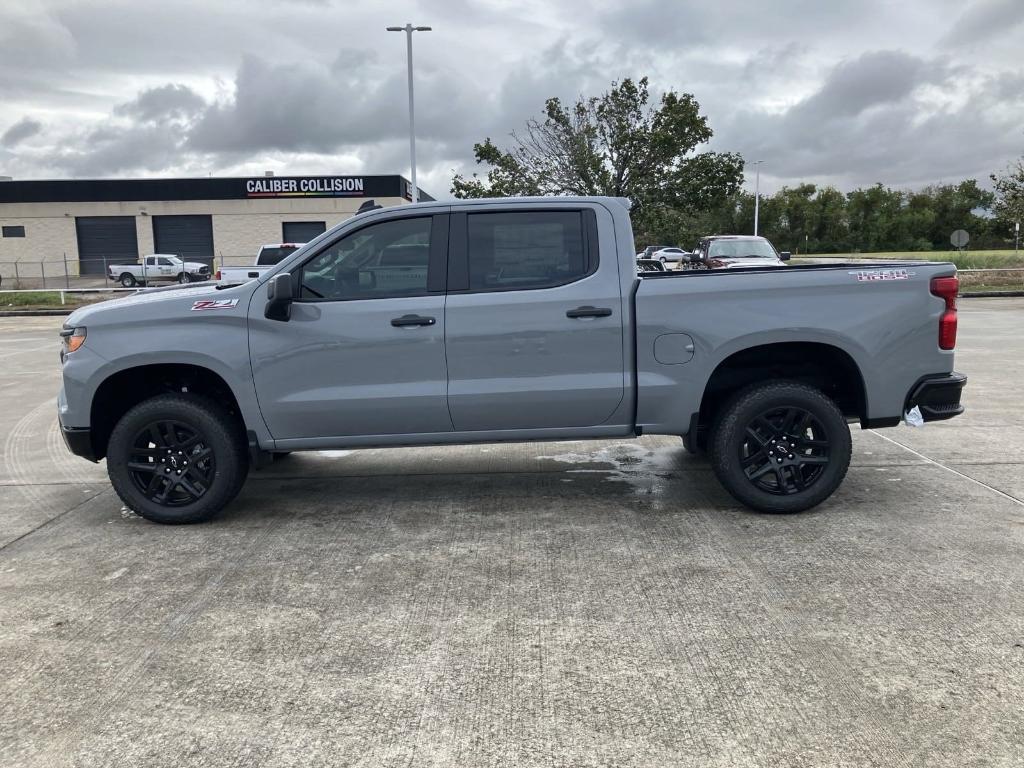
[107,394,248,524]
[119,273,137,288]
[709,380,851,513]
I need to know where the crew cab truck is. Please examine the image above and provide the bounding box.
[58,197,966,524]
[109,254,211,287]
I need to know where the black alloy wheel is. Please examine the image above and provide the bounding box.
[127,420,216,506]
[739,406,830,495]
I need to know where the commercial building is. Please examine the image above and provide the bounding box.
[0,174,429,275]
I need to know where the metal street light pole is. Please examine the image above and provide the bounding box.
[387,23,431,204]
[752,160,764,236]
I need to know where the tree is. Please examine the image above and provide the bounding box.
[451,77,743,242]
[991,159,1024,242]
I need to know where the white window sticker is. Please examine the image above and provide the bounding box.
[191,299,239,311]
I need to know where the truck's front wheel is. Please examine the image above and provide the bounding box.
[709,381,851,513]
[106,394,247,524]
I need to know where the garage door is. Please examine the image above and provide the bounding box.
[152,215,214,265]
[282,221,327,243]
[75,216,139,275]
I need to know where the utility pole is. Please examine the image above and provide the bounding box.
[752,160,764,236]
[387,23,432,204]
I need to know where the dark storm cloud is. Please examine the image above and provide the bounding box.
[1,118,43,148]
[187,55,407,153]
[790,51,942,119]
[1,0,1021,195]
[717,50,1024,188]
[942,0,1024,46]
[115,84,206,123]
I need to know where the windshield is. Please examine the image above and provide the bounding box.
[707,239,778,259]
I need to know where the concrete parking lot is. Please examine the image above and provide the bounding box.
[1,299,1022,767]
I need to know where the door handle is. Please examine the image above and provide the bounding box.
[566,306,612,319]
[390,314,436,328]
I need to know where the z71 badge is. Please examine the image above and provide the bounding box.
[191,299,239,311]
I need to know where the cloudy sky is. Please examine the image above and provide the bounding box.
[1,0,1022,198]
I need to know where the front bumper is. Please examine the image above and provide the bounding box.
[906,372,967,422]
[60,424,98,462]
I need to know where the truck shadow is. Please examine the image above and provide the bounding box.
[222,439,736,523]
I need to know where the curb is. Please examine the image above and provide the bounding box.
[0,309,75,317]
[960,291,1024,298]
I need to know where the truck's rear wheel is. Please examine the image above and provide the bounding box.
[119,273,137,287]
[106,394,247,524]
[709,381,851,513]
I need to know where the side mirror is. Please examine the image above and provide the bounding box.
[265,273,294,321]
[779,251,792,261]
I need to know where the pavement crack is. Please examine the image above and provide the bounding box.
[869,430,1024,507]
[0,488,110,554]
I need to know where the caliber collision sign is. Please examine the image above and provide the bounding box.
[245,177,366,198]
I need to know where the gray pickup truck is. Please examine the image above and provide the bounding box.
[58,196,966,524]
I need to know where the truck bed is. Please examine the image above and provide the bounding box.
[632,259,957,435]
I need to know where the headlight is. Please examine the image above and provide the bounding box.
[59,326,87,361]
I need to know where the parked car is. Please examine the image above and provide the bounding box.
[59,196,965,524]
[108,255,211,287]
[636,246,690,266]
[690,235,790,269]
[215,243,307,282]
[636,245,668,259]
[651,247,692,266]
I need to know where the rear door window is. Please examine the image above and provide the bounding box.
[465,211,591,292]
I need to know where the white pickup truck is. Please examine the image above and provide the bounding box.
[215,243,305,283]
[108,255,211,287]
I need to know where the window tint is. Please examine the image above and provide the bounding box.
[282,221,326,243]
[2,225,25,238]
[157,257,174,266]
[466,211,588,291]
[257,246,300,266]
[708,239,777,259]
[298,217,431,301]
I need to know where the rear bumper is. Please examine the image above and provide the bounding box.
[906,372,967,422]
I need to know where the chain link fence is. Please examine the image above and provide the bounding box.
[0,255,243,289]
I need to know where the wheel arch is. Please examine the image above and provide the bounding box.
[696,340,868,433]
[89,363,245,460]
